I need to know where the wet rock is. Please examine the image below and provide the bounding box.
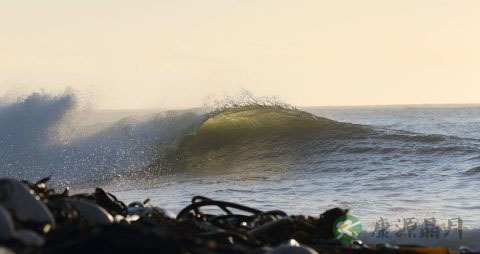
[126,207,148,216]
[459,246,476,253]
[0,179,55,227]
[64,199,113,225]
[127,206,176,219]
[157,207,176,219]
[0,247,14,254]
[13,229,45,246]
[128,201,144,208]
[268,245,319,254]
[0,205,14,241]
[268,240,318,254]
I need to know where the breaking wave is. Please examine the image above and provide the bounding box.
[1,91,479,182]
[0,92,204,182]
[161,105,372,172]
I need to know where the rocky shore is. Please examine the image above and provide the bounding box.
[0,177,474,254]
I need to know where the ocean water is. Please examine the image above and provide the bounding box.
[1,92,480,249]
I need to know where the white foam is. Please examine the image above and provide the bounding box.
[0,91,205,183]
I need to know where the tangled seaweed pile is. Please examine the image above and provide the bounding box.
[0,178,476,254]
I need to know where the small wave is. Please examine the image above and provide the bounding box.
[379,133,446,143]
[339,146,397,154]
[465,155,480,162]
[463,166,480,176]
[415,146,477,155]
[374,172,419,181]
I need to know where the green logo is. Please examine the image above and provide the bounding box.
[333,215,362,243]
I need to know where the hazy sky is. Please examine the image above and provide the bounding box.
[1,1,479,109]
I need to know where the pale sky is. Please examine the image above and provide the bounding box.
[1,1,479,109]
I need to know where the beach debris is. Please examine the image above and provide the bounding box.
[0,177,477,254]
[91,188,126,215]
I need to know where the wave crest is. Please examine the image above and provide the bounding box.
[164,104,370,171]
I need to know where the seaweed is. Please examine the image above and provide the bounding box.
[0,178,475,254]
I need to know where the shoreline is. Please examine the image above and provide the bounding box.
[0,177,475,254]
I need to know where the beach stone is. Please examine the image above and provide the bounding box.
[128,201,144,208]
[127,206,176,219]
[0,247,14,254]
[13,229,45,246]
[0,205,14,240]
[65,199,113,225]
[268,245,318,254]
[0,178,55,227]
[268,239,318,254]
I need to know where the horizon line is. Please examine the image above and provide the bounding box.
[97,102,480,111]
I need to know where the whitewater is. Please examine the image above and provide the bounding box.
[1,91,480,249]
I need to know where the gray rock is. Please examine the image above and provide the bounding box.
[268,245,318,254]
[13,229,45,246]
[268,240,318,254]
[0,179,55,227]
[0,205,14,240]
[127,201,144,208]
[127,206,175,219]
[0,247,15,254]
[65,199,113,225]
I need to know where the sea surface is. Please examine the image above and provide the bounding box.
[1,92,480,249]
